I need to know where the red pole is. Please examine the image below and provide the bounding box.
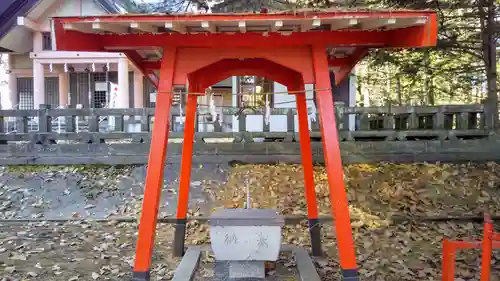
[441,240,456,281]
[133,47,177,281]
[480,214,493,281]
[173,90,199,257]
[311,44,358,280]
[294,85,322,257]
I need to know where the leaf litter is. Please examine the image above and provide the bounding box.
[200,162,500,281]
[0,163,499,280]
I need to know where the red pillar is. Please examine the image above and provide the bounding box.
[311,45,359,281]
[441,240,456,281]
[480,215,494,281]
[293,84,323,257]
[173,84,200,257]
[132,47,176,281]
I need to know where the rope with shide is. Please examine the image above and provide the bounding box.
[164,87,334,96]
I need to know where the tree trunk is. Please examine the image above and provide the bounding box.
[396,75,402,106]
[479,0,498,129]
[423,49,435,105]
[385,64,391,105]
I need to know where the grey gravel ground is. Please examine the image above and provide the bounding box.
[0,164,229,220]
[0,164,230,281]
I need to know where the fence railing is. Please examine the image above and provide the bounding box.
[0,103,489,144]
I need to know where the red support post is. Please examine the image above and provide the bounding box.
[311,45,359,281]
[132,47,177,281]
[441,240,456,281]
[441,214,500,281]
[480,215,494,281]
[173,90,199,257]
[294,85,323,257]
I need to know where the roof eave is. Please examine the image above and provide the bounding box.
[0,0,40,43]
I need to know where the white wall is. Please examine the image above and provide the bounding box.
[273,82,295,108]
[0,54,9,108]
[39,0,108,31]
[54,0,107,16]
[10,54,33,69]
[272,82,315,108]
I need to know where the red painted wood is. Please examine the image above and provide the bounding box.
[53,10,436,23]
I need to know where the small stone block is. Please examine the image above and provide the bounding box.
[229,261,265,279]
[214,261,266,281]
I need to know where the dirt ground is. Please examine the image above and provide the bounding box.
[1,163,500,281]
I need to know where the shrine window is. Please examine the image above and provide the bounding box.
[42,32,52,50]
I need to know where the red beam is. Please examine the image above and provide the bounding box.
[121,50,159,88]
[332,47,369,85]
[388,14,438,48]
[56,28,389,49]
[147,70,159,88]
[190,58,302,90]
[53,21,103,51]
[328,48,368,67]
[143,61,161,70]
[56,28,436,50]
[53,10,436,23]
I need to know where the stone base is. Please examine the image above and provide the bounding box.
[214,260,265,281]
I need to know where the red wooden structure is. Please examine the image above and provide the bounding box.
[52,9,438,281]
[442,213,499,281]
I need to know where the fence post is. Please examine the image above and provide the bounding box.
[194,111,199,133]
[34,104,56,145]
[382,106,394,131]
[334,101,346,131]
[141,108,150,132]
[38,104,51,133]
[482,97,497,130]
[284,109,294,142]
[87,108,103,143]
[234,112,247,143]
[408,107,419,130]
[263,110,270,133]
[88,109,99,132]
[65,106,76,133]
[114,112,125,132]
[0,114,5,145]
[16,115,28,134]
[238,112,247,132]
[214,117,223,132]
[433,106,446,140]
[358,111,370,130]
[286,109,294,132]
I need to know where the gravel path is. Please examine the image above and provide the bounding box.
[0,164,229,220]
[0,164,229,281]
